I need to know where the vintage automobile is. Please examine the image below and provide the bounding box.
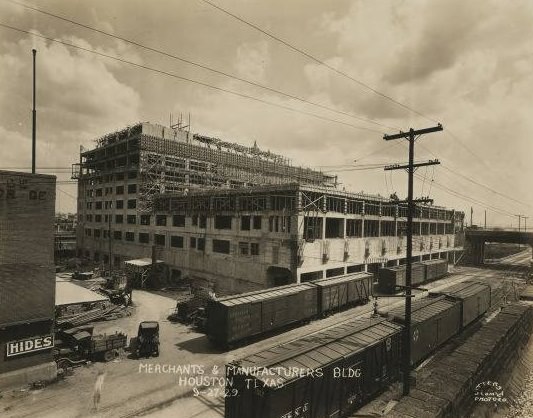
[136,321,160,358]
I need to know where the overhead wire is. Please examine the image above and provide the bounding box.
[0,23,385,134]
[413,172,516,218]
[3,0,398,131]
[199,0,439,124]
[412,140,532,210]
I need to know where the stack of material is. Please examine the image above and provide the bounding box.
[176,288,216,323]
[57,305,123,329]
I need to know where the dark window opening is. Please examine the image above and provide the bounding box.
[215,215,232,230]
[156,215,167,226]
[251,243,259,256]
[326,267,344,278]
[154,234,165,246]
[172,215,185,227]
[239,242,249,255]
[213,239,230,254]
[197,238,205,251]
[127,215,136,224]
[325,218,343,238]
[346,219,362,237]
[140,215,151,225]
[171,236,184,248]
[241,216,251,231]
[199,215,207,229]
[253,216,262,230]
[363,220,380,237]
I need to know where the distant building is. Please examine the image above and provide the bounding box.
[55,213,77,263]
[0,171,57,389]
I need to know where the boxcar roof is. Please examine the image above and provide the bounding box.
[311,272,372,286]
[420,259,447,265]
[216,283,314,306]
[430,281,490,300]
[232,317,402,386]
[386,296,457,324]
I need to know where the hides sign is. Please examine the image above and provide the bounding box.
[6,335,54,358]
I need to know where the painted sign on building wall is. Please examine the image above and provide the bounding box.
[6,335,54,358]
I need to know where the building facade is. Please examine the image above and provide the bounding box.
[0,171,57,388]
[152,184,464,291]
[74,122,335,268]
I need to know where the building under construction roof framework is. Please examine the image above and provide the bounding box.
[73,122,336,212]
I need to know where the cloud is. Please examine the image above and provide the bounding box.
[0,31,141,149]
[234,40,269,83]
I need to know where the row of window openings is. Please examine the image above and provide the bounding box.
[83,214,288,234]
[86,184,137,198]
[85,199,136,210]
[304,218,455,240]
[83,171,138,187]
[84,229,259,255]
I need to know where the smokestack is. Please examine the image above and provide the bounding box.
[32,48,37,174]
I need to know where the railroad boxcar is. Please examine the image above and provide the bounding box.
[225,317,402,418]
[378,263,425,294]
[311,272,373,316]
[383,296,461,366]
[420,259,448,282]
[429,281,491,328]
[207,283,317,348]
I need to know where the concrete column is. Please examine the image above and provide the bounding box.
[343,218,347,239]
[361,202,365,238]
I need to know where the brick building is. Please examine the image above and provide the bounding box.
[0,171,57,388]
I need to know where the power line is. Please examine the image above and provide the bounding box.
[411,141,532,210]
[413,172,517,218]
[0,23,386,135]
[200,0,439,124]
[57,187,77,200]
[398,140,531,214]
[4,0,397,131]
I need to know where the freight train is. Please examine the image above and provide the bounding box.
[225,279,492,418]
[378,259,448,293]
[206,272,373,348]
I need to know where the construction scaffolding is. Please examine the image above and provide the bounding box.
[74,122,336,212]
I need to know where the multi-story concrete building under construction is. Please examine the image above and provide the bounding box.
[74,122,335,268]
[74,124,464,292]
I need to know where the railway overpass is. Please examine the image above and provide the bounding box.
[465,229,533,264]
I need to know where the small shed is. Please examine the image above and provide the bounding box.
[123,258,165,288]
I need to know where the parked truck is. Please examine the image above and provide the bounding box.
[54,325,127,369]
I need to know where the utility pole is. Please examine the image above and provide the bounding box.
[32,48,37,174]
[383,124,443,397]
[108,216,112,271]
[484,210,486,229]
[517,215,522,249]
[470,207,473,228]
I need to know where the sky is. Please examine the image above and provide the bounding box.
[0,0,532,228]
